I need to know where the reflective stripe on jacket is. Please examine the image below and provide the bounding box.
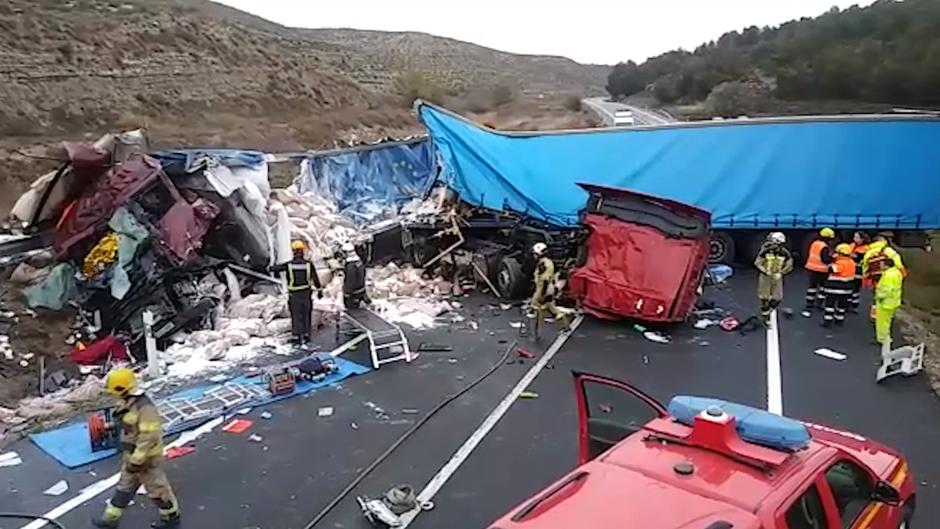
[875,267,903,309]
[850,243,868,279]
[117,394,164,464]
[804,239,830,272]
[287,262,314,291]
[863,241,906,279]
[824,256,856,295]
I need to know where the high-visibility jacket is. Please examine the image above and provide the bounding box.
[116,394,164,465]
[824,255,856,295]
[272,256,322,292]
[875,266,903,310]
[850,243,868,279]
[863,240,906,280]
[804,239,832,273]
[533,256,557,304]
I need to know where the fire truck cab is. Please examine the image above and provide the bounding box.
[488,372,916,529]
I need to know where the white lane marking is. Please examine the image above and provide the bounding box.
[766,309,783,415]
[398,315,585,528]
[20,417,225,529]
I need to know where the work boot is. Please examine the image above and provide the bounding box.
[150,513,181,529]
[92,517,120,529]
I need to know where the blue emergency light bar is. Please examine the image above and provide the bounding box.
[668,396,811,452]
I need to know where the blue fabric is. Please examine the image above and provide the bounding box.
[152,149,266,175]
[419,103,940,229]
[668,396,810,450]
[298,139,435,225]
[30,358,370,468]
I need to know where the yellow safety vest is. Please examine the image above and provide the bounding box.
[875,267,903,310]
[287,262,313,292]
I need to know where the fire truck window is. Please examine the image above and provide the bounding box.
[785,484,829,529]
[582,380,659,458]
[824,460,874,528]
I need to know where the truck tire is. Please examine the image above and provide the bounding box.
[497,256,526,299]
[708,232,735,264]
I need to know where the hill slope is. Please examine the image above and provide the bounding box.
[607,0,940,110]
[302,28,608,95]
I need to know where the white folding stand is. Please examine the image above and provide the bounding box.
[876,340,925,382]
[341,308,413,369]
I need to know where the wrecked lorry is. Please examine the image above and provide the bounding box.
[417,102,940,263]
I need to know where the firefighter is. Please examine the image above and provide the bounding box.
[531,242,569,326]
[874,258,904,345]
[754,232,793,325]
[862,233,906,320]
[94,368,179,529]
[340,242,370,309]
[849,231,870,312]
[801,227,835,317]
[821,243,856,328]
[271,240,322,346]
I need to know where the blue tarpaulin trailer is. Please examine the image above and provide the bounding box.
[417,102,940,261]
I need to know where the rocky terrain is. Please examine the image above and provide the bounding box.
[0,0,603,209]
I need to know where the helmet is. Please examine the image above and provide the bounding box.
[819,228,835,239]
[532,242,548,256]
[291,240,305,252]
[835,243,852,256]
[105,367,138,398]
[341,242,355,253]
[768,232,786,244]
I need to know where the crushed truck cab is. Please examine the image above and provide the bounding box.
[488,373,915,529]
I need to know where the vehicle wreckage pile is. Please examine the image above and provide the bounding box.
[0,131,454,432]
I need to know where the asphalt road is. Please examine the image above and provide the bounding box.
[2,272,938,529]
[582,96,673,126]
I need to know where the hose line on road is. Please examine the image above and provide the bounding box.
[0,513,68,529]
[302,339,519,529]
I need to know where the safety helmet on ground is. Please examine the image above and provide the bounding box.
[834,243,853,256]
[532,242,548,256]
[105,367,138,398]
[768,232,786,244]
[291,240,305,252]
[819,228,835,239]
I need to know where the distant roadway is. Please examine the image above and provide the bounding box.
[582,96,674,126]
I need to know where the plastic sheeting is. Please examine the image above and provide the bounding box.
[418,103,940,229]
[297,139,436,225]
[108,207,149,300]
[25,263,77,310]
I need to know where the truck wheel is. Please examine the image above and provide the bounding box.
[497,256,526,299]
[708,232,735,264]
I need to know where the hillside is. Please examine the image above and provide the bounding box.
[0,0,602,211]
[302,28,609,95]
[606,0,940,115]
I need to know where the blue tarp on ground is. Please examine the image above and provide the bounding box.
[152,149,267,174]
[297,139,436,225]
[418,103,940,229]
[30,358,369,468]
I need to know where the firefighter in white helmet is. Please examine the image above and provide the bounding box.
[754,232,793,325]
[531,242,569,326]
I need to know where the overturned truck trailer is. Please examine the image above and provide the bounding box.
[417,102,940,263]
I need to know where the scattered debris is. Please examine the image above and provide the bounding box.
[401,408,419,415]
[43,479,69,496]
[248,434,264,443]
[222,419,253,434]
[781,307,794,319]
[877,343,925,382]
[519,391,540,399]
[719,316,740,331]
[0,451,23,467]
[643,331,670,344]
[260,411,273,420]
[633,324,647,333]
[500,303,512,310]
[814,348,847,361]
[694,319,718,329]
[599,404,613,413]
[351,422,359,430]
[417,344,452,352]
[165,446,195,460]
[318,406,334,417]
[509,321,523,329]
[707,264,734,284]
[517,348,535,359]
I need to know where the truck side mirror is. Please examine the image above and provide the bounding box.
[871,480,901,506]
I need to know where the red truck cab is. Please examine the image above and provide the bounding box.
[489,373,916,529]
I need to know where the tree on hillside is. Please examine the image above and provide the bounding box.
[605,0,940,108]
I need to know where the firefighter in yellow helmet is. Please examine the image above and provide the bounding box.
[802,227,835,317]
[94,368,180,528]
[821,243,856,328]
[270,240,322,347]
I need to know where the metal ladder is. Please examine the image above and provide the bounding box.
[341,308,414,369]
[158,382,270,432]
